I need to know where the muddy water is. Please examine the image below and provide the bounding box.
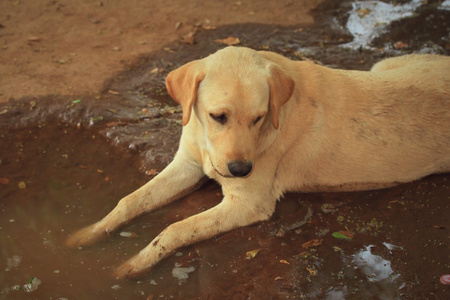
[1,125,449,299]
[1,0,450,299]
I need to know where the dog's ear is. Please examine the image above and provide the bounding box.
[166,61,206,126]
[267,65,295,129]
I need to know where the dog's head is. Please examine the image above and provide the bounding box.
[166,47,295,178]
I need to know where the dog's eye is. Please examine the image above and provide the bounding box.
[254,116,263,125]
[253,114,266,126]
[209,113,227,124]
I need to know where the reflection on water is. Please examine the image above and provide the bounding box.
[172,265,196,285]
[316,243,403,300]
[353,245,398,282]
[344,0,424,49]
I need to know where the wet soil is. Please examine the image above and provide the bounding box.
[1,0,449,299]
[1,124,449,299]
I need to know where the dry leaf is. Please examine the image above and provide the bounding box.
[357,8,371,18]
[294,251,311,259]
[333,246,343,252]
[28,36,41,42]
[245,249,261,260]
[306,266,317,276]
[146,169,158,176]
[202,24,216,30]
[301,239,322,249]
[181,31,196,45]
[214,36,240,46]
[274,276,283,280]
[0,177,10,185]
[164,47,175,53]
[106,121,124,127]
[275,228,285,237]
[340,226,354,239]
[395,41,408,49]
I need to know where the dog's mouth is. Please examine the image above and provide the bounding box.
[211,160,234,178]
[210,158,253,178]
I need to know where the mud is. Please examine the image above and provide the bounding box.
[1,0,449,299]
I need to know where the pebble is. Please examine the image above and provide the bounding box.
[440,274,450,285]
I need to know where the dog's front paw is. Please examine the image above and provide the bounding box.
[113,261,134,280]
[114,259,149,280]
[65,224,107,248]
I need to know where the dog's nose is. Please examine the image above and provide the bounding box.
[227,161,253,177]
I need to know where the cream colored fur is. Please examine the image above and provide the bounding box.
[67,47,450,278]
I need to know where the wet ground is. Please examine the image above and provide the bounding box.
[1,0,449,299]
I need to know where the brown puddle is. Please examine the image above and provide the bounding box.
[1,1,449,299]
[1,123,449,299]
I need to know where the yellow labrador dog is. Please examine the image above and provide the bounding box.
[67,47,450,278]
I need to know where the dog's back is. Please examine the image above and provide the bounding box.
[274,53,450,191]
[371,54,449,73]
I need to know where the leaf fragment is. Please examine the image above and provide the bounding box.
[332,246,343,252]
[181,31,196,45]
[202,24,216,30]
[301,239,322,249]
[0,177,10,185]
[395,41,408,49]
[332,231,352,240]
[357,8,371,18]
[275,228,285,237]
[294,251,311,259]
[274,276,283,280]
[306,266,317,276]
[145,169,158,176]
[245,249,261,260]
[92,116,104,122]
[214,36,240,46]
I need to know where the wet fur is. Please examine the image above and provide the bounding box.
[66,47,450,278]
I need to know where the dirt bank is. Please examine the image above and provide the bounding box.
[0,0,321,102]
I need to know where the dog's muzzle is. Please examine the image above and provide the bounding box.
[227,160,253,177]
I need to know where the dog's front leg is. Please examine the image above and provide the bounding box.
[114,190,277,279]
[66,154,205,248]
